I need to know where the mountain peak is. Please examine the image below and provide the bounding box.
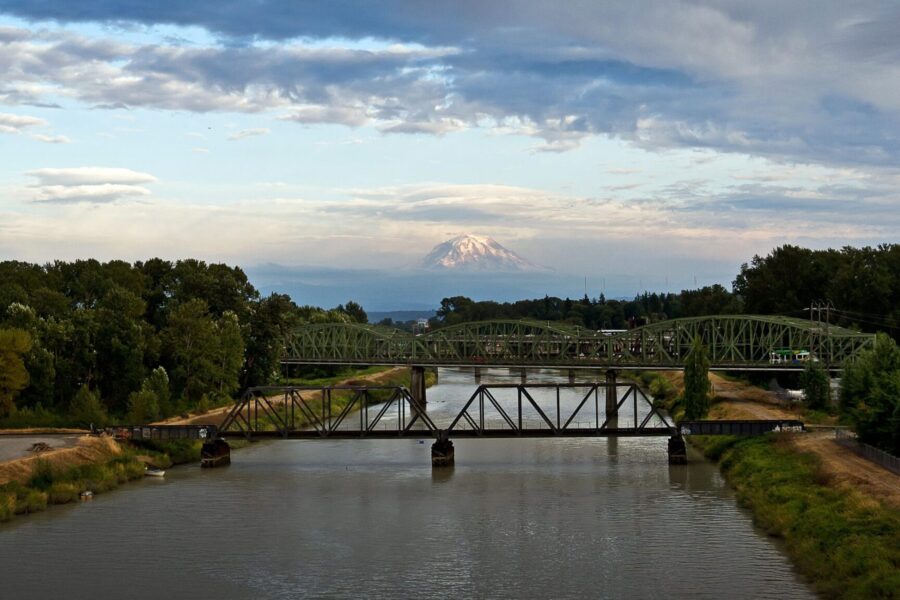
[420,234,542,271]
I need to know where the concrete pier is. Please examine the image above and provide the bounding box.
[605,370,618,417]
[410,365,427,407]
[431,431,455,467]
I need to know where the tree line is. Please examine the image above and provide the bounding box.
[0,259,366,426]
[431,244,900,339]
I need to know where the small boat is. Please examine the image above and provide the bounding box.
[144,466,166,478]
[79,490,93,500]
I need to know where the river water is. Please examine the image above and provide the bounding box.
[0,368,814,600]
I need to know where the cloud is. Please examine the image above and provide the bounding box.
[26,167,157,203]
[3,5,900,166]
[0,112,47,134]
[279,106,369,127]
[227,127,271,141]
[30,133,71,144]
[27,167,156,186]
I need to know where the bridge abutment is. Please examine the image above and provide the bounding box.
[605,370,618,417]
[667,437,687,464]
[431,431,454,467]
[201,439,231,468]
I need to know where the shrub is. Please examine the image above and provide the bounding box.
[47,482,79,504]
[15,489,47,514]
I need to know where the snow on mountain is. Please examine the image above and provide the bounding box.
[420,234,543,271]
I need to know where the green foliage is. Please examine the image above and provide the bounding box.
[734,244,900,339]
[242,293,299,388]
[683,336,711,420]
[840,333,900,454]
[799,360,830,410]
[126,389,160,424]
[69,385,108,428]
[0,328,32,417]
[705,436,900,599]
[0,259,354,426]
[144,367,172,417]
[337,300,368,323]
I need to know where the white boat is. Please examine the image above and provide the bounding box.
[144,467,166,478]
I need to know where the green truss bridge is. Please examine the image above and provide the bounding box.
[284,315,874,371]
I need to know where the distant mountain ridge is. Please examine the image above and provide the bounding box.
[420,234,542,272]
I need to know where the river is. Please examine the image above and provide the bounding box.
[0,368,815,599]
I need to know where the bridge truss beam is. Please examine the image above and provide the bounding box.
[283,316,874,370]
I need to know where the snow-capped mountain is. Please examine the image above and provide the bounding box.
[420,234,542,271]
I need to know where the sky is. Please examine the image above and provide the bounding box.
[1,1,899,304]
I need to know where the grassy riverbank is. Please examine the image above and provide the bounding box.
[693,434,900,599]
[0,436,227,524]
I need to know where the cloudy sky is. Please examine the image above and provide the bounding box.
[1,1,899,295]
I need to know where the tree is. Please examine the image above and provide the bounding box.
[340,300,368,324]
[840,333,900,454]
[799,361,830,410]
[162,299,219,404]
[144,367,172,417]
[242,294,298,388]
[0,328,33,417]
[213,311,245,400]
[69,384,108,428]
[126,389,159,424]
[683,336,711,420]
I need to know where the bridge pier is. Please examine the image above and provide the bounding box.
[410,366,427,407]
[568,369,575,384]
[474,367,482,383]
[431,430,454,467]
[520,368,527,384]
[667,437,687,464]
[605,370,618,417]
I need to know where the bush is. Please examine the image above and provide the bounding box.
[0,492,15,521]
[15,489,48,514]
[47,482,80,504]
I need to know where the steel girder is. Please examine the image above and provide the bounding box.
[282,316,875,369]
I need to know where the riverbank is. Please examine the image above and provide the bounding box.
[635,370,900,598]
[694,434,900,599]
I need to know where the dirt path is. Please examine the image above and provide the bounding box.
[791,431,900,508]
[697,373,900,507]
[0,435,122,486]
[155,367,409,427]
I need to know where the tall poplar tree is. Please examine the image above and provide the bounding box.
[683,336,711,420]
